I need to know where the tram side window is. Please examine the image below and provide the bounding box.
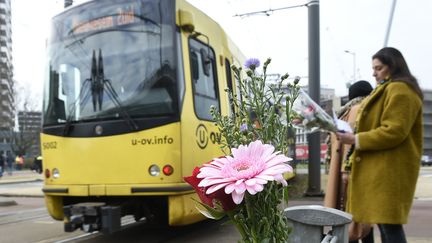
[189,38,219,120]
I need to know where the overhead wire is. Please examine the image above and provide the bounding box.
[231,0,311,78]
[233,1,317,18]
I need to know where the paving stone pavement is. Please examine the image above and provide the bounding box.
[1,168,431,242]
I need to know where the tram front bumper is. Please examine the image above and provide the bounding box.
[42,183,193,196]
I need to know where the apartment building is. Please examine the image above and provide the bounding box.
[0,0,14,154]
[17,111,42,157]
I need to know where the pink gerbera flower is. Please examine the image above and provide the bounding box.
[197,140,293,204]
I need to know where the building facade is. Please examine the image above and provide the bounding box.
[17,111,42,157]
[0,0,14,155]
[423,90,432,157]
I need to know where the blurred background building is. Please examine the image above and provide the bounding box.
[17,111,42,157]
[0,0,15,155]
[423,90,432,157]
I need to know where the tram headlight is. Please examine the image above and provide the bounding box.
[148,164,160,176]
[52,168,60,178]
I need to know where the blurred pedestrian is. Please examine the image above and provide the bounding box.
[337,47,423,243]
[0,151,4,177]
[6,151,14,175]
[324,80,374,242]
[15,155,24,171]
[33,155,43,174]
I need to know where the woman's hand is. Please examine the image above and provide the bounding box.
[336,132,356,145]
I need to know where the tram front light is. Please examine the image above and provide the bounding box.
[162,165,174,176]
[52,168,60,178]
[149,164,160,176]
[95,125,103,135]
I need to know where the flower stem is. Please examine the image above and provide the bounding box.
[226,211,247,240]
[245,194,258,243]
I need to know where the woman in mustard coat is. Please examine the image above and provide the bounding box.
[337,47,423,243]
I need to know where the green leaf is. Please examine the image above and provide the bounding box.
[192,199,226,220]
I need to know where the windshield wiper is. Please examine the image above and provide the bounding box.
[63,49,139,135]
[91,50,103,111]
[92,49,139,131]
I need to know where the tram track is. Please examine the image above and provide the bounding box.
[0,207,50,226]
[0,204,191,243]
[44,217,212,243]
[35,215,141,243]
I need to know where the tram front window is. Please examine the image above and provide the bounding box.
[43,0,177,125]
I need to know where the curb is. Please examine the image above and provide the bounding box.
[0,178,45,199]
[0,197,18,206]
[0,178,43,185]
[0,194,44,198]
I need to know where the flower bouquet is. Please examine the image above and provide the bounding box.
[291,88,337,133]
[184,58,300,243]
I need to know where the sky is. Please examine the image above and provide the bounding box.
[11,0,432,109]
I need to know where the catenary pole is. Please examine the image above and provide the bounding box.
[384,0,397,47]
[306,0,323,196]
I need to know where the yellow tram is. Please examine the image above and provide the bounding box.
[41,0,245,233]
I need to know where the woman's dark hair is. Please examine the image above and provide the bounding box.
[372,47,423,99]
[348,80,373,100]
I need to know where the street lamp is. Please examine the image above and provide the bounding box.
[344,50,356,83]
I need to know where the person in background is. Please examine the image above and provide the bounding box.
[33,155,43,174]
[0,151,5,177]
[337,47,423,243]
[15,155,24,171]
[6,151,14,175]
[324,80,374,243]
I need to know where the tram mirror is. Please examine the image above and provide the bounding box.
[200,48,211,76]
[47,68,66,122]
[190,52,199,81]
[53,98,66,121]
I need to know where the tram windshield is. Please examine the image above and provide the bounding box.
[43,0,177,125]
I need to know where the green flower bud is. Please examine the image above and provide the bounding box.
[230,64,238,72]
[264,58,271,66]
[246,70,253,77]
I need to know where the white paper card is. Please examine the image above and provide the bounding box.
[333,110,353,133]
